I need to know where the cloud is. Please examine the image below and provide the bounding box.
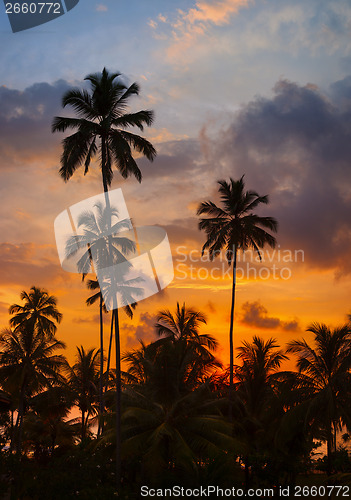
[180,0,249,26]
[0,80,72,169]
[205,76,351,276]
[72,313,110,326]
[0,242,64,287]
[122,312,157,349]
[96,4,107,12]
[241,301,299,331]
[149,0,249,64]
[0,301,9,314]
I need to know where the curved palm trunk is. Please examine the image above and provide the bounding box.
[228,248,237,422]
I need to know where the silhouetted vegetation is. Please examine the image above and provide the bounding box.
[1,70,350,498]
[1,291,351,498]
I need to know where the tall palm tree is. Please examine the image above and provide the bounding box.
[53,67,157,487]
[9,286,62,339]
[0,326,67,453]
[66,201,141,473]
[197,176,278,419]
[68,346,100,442]
[52,67,156,190]
[286,323,351,475]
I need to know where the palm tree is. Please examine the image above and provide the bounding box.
[52,67,156,190]
[114,326,232,486]
[120,385,235,486]
[156,302,218,350]
[197,176,278,419]
[286,323,351,475]
[22,386,77,459]
[68,346,100,442]
[234,336,287,486]
[0,326,67,453]
[67,201,141,452]
[9,286,62,338]
[52,67,156,486]
[123,305,221,405]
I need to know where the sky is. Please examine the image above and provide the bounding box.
[0,0,351,368]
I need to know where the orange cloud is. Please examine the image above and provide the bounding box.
[149,0,250,65]
[183,0,250,26]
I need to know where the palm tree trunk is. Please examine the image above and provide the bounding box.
[114,307,122,488]
[101,133,121,489]
[81,409,85,442]
[327,425,333,476]
[105,311,114,395]
[228,248,237,422]
[10,409,14,450]
[98,295,104,436]
[15,384,26,454]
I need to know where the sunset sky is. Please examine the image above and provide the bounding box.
[0,0,351,368]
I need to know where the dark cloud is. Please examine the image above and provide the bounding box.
[163,217,202,246]
[0,80,72,167]
[207,76,351,276]
[122,312,157,349]
[140,139,203,180]
[241,301,299,331]
[72,314,111,326]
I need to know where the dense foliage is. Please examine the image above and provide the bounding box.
[1,292,351,498]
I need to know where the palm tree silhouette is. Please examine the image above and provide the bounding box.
[287,323,351,475]
[155,302,219,381]
[123,304,221,404]
[53,68,157,486]
[235,336,287,487]
[118,317,232,485]
[68,346,100,442]
[9,286,62,339]
[52,67,156,189]
[23,386,77,458]
[0,326,67,454]
[197,176,277,419]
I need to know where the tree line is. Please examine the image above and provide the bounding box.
[1,288,351,497]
